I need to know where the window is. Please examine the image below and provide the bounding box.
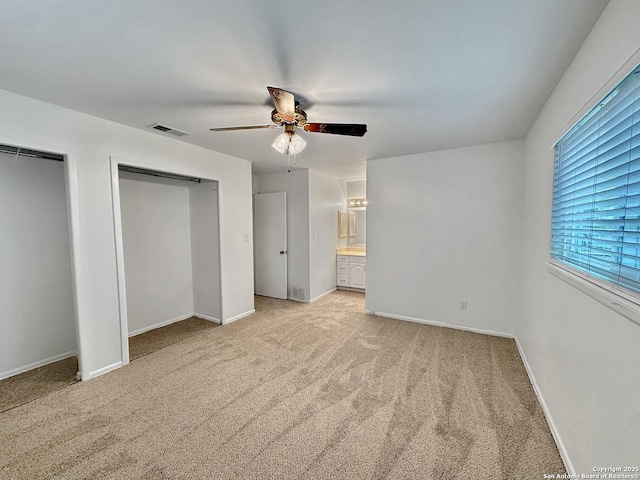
[551,64,640,299]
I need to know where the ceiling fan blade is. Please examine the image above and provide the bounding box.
[303,123,367,137]
[267,86,295,123]
[210,125,277,131]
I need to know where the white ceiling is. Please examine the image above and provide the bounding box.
[0,1,608,178]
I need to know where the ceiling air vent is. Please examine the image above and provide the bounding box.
[148,123,189,137]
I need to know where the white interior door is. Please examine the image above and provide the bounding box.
[254,192,287,299]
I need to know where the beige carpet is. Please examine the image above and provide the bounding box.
[0,317,218,413]
[0,356,79,414]
[0,291,565,479]
[129,316,219,361]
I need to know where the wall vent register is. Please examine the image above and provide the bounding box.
[148,123,190,137]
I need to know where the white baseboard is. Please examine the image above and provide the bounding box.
[287,296,307,303]
[86,361,123,381]
[368,310,514,339]
[0,350,77,381]
[310,288,337,303]
[128,313,194,337]
[223,309,255,325]
[514,337,574,476]
[193,312,221,324]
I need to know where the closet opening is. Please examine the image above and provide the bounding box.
[0,143,80,412]
[111,161,222,364]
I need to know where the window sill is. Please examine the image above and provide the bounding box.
[547,261,640,327]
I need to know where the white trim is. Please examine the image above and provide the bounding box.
[217,179,226,324]
[63,149,88,380]
[0,135,86,379]
[369,311,514,339]
[193,312,222,324]
[87,361,123,380]
[514,338,574,476]
[109,155,225,370]
[287,296,307,303]
[0,351,77,381]
[223,309,255,325]
[110,157,130,366]
[128,313,194,337]
[547,261,640,327]
[550,46,640,147]
[310,288,337,303]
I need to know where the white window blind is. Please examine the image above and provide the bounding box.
[551,64,640,296]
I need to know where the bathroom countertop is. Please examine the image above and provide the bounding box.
[336,249,366,257]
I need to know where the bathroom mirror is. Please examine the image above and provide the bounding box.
[348,208,366,246]
[338,210,347,239]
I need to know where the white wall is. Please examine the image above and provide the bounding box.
[517,0,640,472]
[190,180,221,321]
[255,168,345,302]
[256,169,311,301]
[0,152,76,378]
[366,140,524,335]
[0,88,254,379]
[119,172,194,335]
[309,169,346,301]
[347,180,366,199]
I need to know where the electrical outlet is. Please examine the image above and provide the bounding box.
[459,300,467,310]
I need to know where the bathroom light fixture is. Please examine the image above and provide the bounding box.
[348,198,367,208]
[271,124,307,155]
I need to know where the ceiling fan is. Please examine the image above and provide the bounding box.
[210,86,367,155]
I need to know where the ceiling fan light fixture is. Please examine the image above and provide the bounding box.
[271,132,290,154]
[271,131,307,155]
[289,132,307,154]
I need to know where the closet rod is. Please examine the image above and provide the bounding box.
[0,144,64,162]
[119,165,202,183]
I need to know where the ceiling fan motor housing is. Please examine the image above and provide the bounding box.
[271,107,307,127]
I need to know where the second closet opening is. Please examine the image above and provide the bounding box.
[116,165,221,362]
